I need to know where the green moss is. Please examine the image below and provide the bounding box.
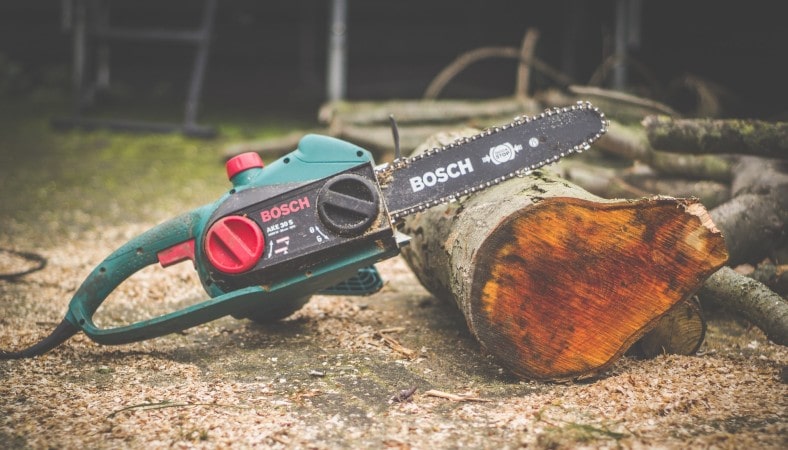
[0,98,312,243]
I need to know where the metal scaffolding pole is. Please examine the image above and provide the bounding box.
[326,0,348,102]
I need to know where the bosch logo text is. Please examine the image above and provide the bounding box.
[409,158,474,192]
[260,196,311,222]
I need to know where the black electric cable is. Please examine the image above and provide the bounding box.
[0,248,47,281]
[0,248,67,359]
[0,320,79,359]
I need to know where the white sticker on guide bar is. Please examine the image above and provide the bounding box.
[482,142,523,165]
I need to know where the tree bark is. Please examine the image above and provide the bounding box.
[559,159,731,209]
[626,297,706,358]
[319,98,540,128]
[400,130,728,380]
[699,267,788,345]
[708,157,788,265]
[597,120,734,182]
[537,86,679,124]
[643,116,788,159]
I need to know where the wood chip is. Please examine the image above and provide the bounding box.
[374,331,417,359]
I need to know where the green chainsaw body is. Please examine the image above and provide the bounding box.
[65,135,401,346]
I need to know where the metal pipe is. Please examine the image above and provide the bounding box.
[613,0,628,90]
[184,0,217,129]
[326,0,348,102]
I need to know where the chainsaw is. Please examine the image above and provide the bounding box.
[1,102,607,359]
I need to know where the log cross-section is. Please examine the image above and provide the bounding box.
[469,197,726,380]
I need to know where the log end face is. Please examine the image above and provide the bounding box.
[470,197,727,381]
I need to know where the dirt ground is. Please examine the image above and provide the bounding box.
[0,104,786,449]
[1,220,786,449]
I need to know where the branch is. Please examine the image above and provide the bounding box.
[644,116,788,159]
[596,120,734,182]
[515,28,540,100]
[699,267,788,346]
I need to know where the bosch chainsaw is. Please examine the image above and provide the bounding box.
[1,102,607,359]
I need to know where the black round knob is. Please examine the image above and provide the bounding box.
[317,173,380,237]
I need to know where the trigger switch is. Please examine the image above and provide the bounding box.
[205,216,265,274]
[317,174,380,237]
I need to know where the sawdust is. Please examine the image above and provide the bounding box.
[1,225,786,449]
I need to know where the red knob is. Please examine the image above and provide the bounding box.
[226,152,264,181]
[205,216,265,274]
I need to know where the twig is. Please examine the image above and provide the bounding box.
[515,28,540,100]
[422,389,492,402]
[389,386,417,403]
[374,328,417,359]
[587,53,663,98]
[377,326,406,334]
[376,333,417,359]
[107,400,249,419]
[423,46,574,99]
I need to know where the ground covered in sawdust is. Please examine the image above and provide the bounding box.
[1,224,786,449]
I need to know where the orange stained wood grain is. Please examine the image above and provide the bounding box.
[471,197,728,380]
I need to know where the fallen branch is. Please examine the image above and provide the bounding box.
[561,159,731,208]
[515,28,540,100]
[318,97,540,127]
[699,267,788,345]
[537,86,679,124]
[559,160,652,199]
[422,30,574,100]
[588,54,664,98]
[597,120,734,182]
[644,116,788,159]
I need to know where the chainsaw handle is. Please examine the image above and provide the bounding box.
[64,207,232,345]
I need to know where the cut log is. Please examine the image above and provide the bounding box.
[400,130,728,380]
[537,86,680,124]
[317,97,540,127]
[643,116,788,160]
[597,120,734,182]
[709,157,788,266]
[747,262,788,296]
[626,297,706,358]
